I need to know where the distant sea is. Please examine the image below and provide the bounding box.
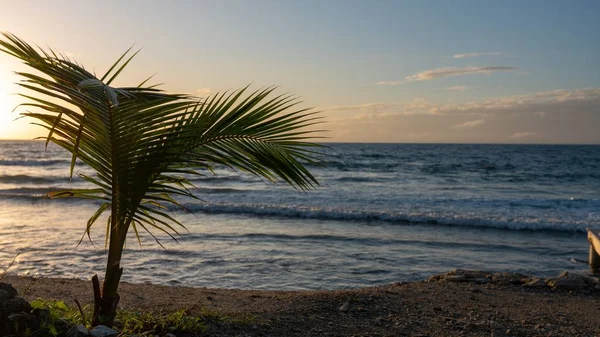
[0,140,598,289]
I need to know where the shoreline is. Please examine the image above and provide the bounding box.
[4,270,600,336]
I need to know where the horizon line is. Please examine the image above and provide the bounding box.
[1,138,598,146]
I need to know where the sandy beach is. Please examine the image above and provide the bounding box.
[4,270,600,337]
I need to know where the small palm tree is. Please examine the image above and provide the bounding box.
[0,33,322,326]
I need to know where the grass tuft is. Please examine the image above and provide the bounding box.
[115,309,206,335]
[0,253,20,281]
[28,299,265,336]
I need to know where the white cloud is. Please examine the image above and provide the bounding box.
[453,52,506,59]
[375,66,517,85]
[323,98,440,122]
[405,98,441,115]
[443,88,600,113]
[406,66,516,82]
[326,88,600,123]
[509,132,538,139]
[326,88,600,143]
[445,85,470,91]
[451,119,485,128]
[374,80,404,86]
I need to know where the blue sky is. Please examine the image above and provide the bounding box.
[0,0,598,143]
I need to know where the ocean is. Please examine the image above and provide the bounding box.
[0,140,598,290]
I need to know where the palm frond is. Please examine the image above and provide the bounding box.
[0,32,323,247]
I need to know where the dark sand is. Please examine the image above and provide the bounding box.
[4,272,600,337]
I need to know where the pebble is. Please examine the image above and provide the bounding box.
[90,325,119,337]
[66,324,89,337]
[340,301,350,312]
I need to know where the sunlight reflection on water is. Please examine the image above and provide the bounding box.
[0,199,588,290]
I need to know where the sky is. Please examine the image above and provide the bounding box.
[0,1,599,143]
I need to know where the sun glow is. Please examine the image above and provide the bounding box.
[0,63,23,139]
[0,72,13,137]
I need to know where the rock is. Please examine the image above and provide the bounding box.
[339,301,350,312]
[491,273,525,285]
[427,275,443,282]
[453,269,491,279]
[548,276,586,290]
[6,312,39,336]
[0,282,18,299]
[55,318,73,334]
[474,278,490,284]
[32,307,51,326]
[0,289,11,303]
[90,324,119,337]
[523,277,546,288]
[445,275,467,282]
[66,324,90,337]
[4,296,32,314]
[573,273,599,285]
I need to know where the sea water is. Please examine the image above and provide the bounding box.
[0,141,598,289]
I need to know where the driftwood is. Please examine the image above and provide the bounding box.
[587,228,600,273]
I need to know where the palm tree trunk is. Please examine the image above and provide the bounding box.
[92,217,127,327]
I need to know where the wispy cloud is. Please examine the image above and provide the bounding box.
[451,119,485,128]
[323,98,440,121]
[405,98,441,115]
[453,52,506,59]
[509,132,539,139]
[374,80,405,86]
[326,88,600,143]
[326,88,600,122]
[375,66,517,85]
[444,88,600,113]
[195,88,212,96]
[323,102,395,113]
[406,66,516,82]
[445,85,470,91]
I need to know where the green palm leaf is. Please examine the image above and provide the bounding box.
[0,32,324,325]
